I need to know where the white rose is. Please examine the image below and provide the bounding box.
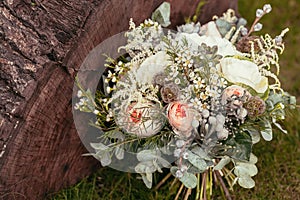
[219,57,268,93]
[135,51,171,84]
[176,22,238,57]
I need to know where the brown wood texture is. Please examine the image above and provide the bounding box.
[0,0,238,199]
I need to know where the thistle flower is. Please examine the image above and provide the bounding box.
[245,96,266,118]
[161,83,180,103]
[236,36,262,53]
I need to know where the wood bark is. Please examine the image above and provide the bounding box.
[0,0,238,199]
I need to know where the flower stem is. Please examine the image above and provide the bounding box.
[196,174,201,200]
[215,170,232,200]
[200,172,207,200]
[175,183,185,200]
[184,188,192,200]
[155,173,172,190]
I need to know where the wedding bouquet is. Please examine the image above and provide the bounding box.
[74,2,296,199]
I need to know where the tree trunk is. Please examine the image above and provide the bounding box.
[0,0,238,199]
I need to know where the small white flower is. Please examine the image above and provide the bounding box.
[254,23,263,32]
[107,70,113,78]
[175,78,181,84]
[241,27,248,36]
[256,9,264,18]
[275,36,283,44]
[74,103,80,110]
[77,90,83,98]
[189,71,195,78]
[111,77,117,83]
[106,86,112,94]
[263,4,272,13]
[93,110,100,115]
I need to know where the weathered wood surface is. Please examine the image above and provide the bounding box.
[0,0,238,199]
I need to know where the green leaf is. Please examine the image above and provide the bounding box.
[213,156,231,171]
[115,146,124,160]
[249,153,258,164]
[246,128,261,144]
[136,150,160,162]
[191,146,211,160]
[179,172,198,189]
[223,131,252,161]
[90,143,109,151]
[151,2,171,27]
[95,151,111,167]
[272,118,287,134]
[260,120,273,141]
[238,176,255,189]
[186,151,207,172]
[135,161,156,174]
[234,163,258,177]
[141,173,153,189]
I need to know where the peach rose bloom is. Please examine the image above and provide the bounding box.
[221,85,251,105]
[116,102,164,138]
[167,102,194,137]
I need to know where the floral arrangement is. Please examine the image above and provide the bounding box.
[74,2,296,199]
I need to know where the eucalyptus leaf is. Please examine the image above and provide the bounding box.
[249,153,258,164]
[108,130,125,140]
[151,2,171,27]
[191,146,211,160]
[179,172,198,189]
[115,146,124,160]
[141,173,153,189]
[272,118,287,134]
[213,156,231,171]
[90,142,109,151]
[135,161,157,174]
[157,157,171,168]
[238,176,255,189]
[234,163,258,177]
[170,166,178,176]
[153,160,163,173]
[136,149,161,162]
[95,151,111,166]
[246,128,261,144]
[223,131,252,161]
[260,120,273,141]
[187,151,207,172]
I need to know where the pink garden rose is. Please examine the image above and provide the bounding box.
[221,85,251,105]
[167,102,194,137]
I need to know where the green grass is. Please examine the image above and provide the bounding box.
[50,1,300,199]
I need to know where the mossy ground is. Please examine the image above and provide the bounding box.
[50,0,300,199]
